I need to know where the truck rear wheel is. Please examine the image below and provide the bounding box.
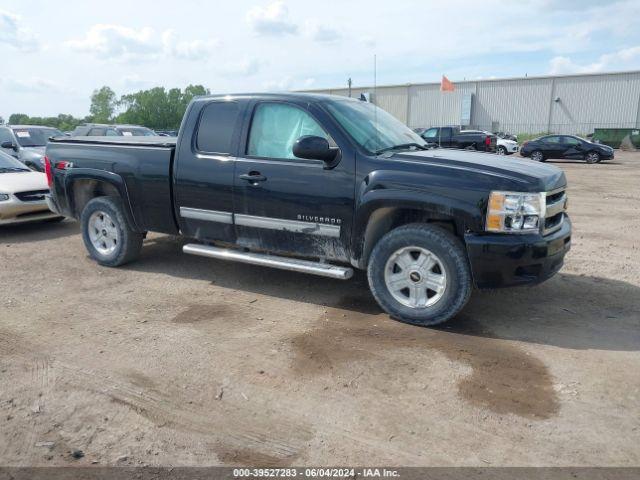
[367,223,472,326]
[81,196,143,267]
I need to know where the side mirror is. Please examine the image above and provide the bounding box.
[293,135,340,167]
[1,141,17,150]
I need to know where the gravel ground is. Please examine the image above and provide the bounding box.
[0,151,639,467]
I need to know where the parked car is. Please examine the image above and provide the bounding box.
[46,93,570,327]
[0,125,64,172]
[0,151,62,225]
[494,131,518,142]
[419,126,497,152]
[71,124,157,137]
[520,134,614,163]
[155,130,179,137]
[461,130,518,155]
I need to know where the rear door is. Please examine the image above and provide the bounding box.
[542,136,563,158]
[174,99,244,243]
[233,100,354,262]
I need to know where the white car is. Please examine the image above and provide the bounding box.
[0,151,62,225]
[461,130,519,155]
[495,136,519,155]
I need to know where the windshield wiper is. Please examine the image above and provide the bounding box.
[0,167,29,173]
[375,143,429,154]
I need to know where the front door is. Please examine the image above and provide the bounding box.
[560,136,585,159]
[233,101,354,262]
[0,128,18,158]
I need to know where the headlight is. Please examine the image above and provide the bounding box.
[486,191,545,233]
[0,194,10,202]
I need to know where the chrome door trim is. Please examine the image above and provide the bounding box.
[235,213,340,238]
[179,207,233,224]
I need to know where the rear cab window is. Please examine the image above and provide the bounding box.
[196,101,240,154]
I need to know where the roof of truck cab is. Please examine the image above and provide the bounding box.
[8,125,62,129]
[49,136,176,148]
[191,92,357,103]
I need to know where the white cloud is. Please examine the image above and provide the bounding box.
[263,76,315,91]
[162,29,219,60]
[66,24,156,61]
[120,74,154,91]
[263,76,294,91]
[304,22,341,44]
[1,77,66,94]
[0,10,39,52]
[247,1,297,36]
[66,25,217,62]
[222,58,264,76]
[549,46,640,74]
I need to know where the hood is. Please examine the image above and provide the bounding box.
[0,171,49,193]
[589,141,614,151]
[394,149,566,192]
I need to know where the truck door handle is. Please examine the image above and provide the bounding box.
[239,172,267,183]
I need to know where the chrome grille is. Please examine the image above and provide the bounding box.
[543,188,567,235]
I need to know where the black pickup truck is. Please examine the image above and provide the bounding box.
[45,93,570,326]
[419,126,497,152]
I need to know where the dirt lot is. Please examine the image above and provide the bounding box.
[1,151,639,467]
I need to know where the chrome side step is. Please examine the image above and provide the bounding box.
[183,243,354,280]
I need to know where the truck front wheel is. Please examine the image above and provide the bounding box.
[80,196,143,267]
[367,224,472,326]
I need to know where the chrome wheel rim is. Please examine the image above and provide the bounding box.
[532,151,543,161]
[587,152,598,162]
[497,147,506,155]
[384,246,447,309]
[88,211,119,256]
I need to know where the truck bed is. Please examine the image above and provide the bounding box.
[47,136,178,234]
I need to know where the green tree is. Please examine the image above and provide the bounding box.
[89,86,117,123]
[8,113,30,125]
[116,84,209,130]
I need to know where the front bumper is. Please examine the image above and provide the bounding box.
[0,195,60,225]
[464,216,571,289]
[505,143,519,153]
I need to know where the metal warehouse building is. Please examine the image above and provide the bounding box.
[305,70,640,135]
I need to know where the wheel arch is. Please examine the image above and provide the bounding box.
[351,193,479,269]
[64,169,140,231]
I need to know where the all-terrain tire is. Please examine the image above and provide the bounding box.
[81,196,143,267]
[367,223,472,327]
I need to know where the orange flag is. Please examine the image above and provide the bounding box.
[440,75,455,92]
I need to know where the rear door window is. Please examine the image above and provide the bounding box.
[196,101,240,154]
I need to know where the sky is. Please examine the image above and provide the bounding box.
[1,0,639,119]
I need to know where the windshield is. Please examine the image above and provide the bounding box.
[117,127,156,136]
[0,151,30,171]
[326,100,426,154]
[12,128,63,147]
